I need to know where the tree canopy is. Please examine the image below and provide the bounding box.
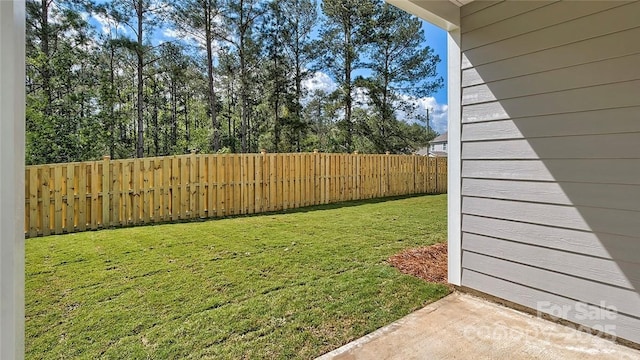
[25,0,443,165]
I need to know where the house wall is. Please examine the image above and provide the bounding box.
[431,143,447,153]
[459,0,640,344]
[0,1,25,358]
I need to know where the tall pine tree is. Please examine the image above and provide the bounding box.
[317,0,375,152]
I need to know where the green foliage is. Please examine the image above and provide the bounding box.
[25,0,443,164]
[26,0,105,164]
[26,195,450,359]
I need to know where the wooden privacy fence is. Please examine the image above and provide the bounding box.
[24,152,447,237]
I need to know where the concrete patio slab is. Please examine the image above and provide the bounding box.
[317,292,640,360]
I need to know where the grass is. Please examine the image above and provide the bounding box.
[26,194,449,359]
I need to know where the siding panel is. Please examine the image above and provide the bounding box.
[462,197,640,238]
[462,80,640,123]
[462,252,640,317]
[460,1,640,343]
[462,27,640,84]
[462,270,640,344]
[461,1,629,50]
[462,159,640,185]
[462,2,640,67]
[460,1,553,34]
[462,54,640,105]
[461,107,640,141]
[462,133,640,160]
[460,0,501,18]
[462,233,638,289]
[462,215,640,264]
[462,179,640,212]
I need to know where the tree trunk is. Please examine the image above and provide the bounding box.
[152,76,159,156]
[171,79,177,150]
[240,43,248,153]
[109,44,116,158]
[344,22,353,153]
[381,52,390,148]
[185,93,189,147]
[205,0,220,152]
[294,20,302,152]
[136,0,145,158]
[185,95,190,149]
[273,50,280,152]
[41,0,52,118]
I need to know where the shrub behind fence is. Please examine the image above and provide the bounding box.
[24,152,447,237]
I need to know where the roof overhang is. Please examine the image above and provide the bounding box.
[386,0,472,31]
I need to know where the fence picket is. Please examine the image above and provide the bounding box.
[42,167,51,236]
[142,158,150,223]
[288,154,294,207]
[152,159,160,222]
[90,162,98,229]
[65,164,74,232]
[188,153,195,219]
[163,157,170,221]
[234,155,242,215]
[255,153,262,213]
[199,155,206,218]
[170,157,178,221]
[180,156,188,218]
[78,163,87,231]
[322,154,328,204]
[132,160,140,224]
[28,168,38,237]
[225,155,233,215]
[113,161,121,226]
[211,155,219,216]
[102,157,110,227]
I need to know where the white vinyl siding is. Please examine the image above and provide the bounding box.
[460,0,640,344]
[431,143,447,152]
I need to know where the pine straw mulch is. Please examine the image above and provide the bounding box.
[388,242,450,286]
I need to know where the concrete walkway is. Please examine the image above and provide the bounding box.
[317,292,640,360]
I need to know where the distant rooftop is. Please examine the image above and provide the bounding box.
[430,132,448,144]
[415,147,430,156]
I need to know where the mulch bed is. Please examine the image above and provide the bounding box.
[388,243,449,285]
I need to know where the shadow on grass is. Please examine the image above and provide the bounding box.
[145,192,445,225]
[256,192,446,216]
[32,192,447,238]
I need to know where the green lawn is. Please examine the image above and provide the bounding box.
[26,194,449,359]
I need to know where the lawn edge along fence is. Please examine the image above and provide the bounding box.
[24,152,447,237]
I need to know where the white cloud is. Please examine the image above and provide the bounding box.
[162,27,227,55]
[302,71,337,94]
[48,0,64,25]
[162,28,181,39]
[92,13,111,34]
[301,71,448,134]
[402,96,448,134]
[92,12,128,35]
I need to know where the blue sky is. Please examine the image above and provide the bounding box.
[421,21,448,133]
[421,20,448,105]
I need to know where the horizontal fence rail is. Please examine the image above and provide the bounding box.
[24,152,447,237]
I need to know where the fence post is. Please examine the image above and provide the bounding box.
[102,155,110,227]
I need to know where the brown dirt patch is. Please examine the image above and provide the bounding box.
[388,243,449,285]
